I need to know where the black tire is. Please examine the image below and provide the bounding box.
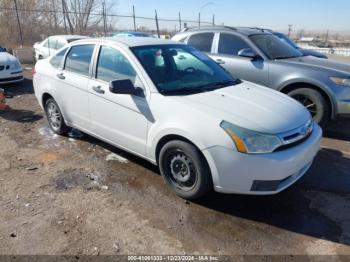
[288,88,330,126]
[44,98,70,135]
[159,140,212,200]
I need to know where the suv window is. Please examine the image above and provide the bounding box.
[96,46,136,83]
[187,33,214,53]
[50,47,68,68]
[65,45,95,76]
[218,34,251,56]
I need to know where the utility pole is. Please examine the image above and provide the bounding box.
[133,6,136,31]
[155,10,160,38]
[178,12,182,31]
[13,0,23,47]
[102,0,107,36]
[325,29,329,42]
[198,12,201,28]
[212,14,215,26]
[288,24,293,37]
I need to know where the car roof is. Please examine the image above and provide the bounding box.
[74,37,183,47]
[51,35,89,40]
[116,32,153,36]
[181,26,274,36]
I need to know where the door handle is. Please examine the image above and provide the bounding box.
[56,73,65,80]
[92,85,105,94]
[216,59,225,65]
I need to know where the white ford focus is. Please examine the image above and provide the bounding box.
[33,37,322,199]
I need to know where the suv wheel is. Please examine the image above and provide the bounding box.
[159,140,212,200]
[45,98,70,135]
[288,88,330,126]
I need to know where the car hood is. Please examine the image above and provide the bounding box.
[276,55,350,75]
[177,81,310,134]
[299,48,328,59]
[0,52,18,64]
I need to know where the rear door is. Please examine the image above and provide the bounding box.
[187,32,215,54]
[210,33,269,87]
[54,44,95,130]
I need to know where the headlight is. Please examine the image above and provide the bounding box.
[220,121,282,154]
[330,77,350,87]
[11,61,21,70]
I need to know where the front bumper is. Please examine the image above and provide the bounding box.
[329,82,350,116]
[202,124,322,195]
[0,71,24,84]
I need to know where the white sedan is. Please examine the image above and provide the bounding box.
[33,37,322,199]
[0,49,23,84]
[33,35,89,61]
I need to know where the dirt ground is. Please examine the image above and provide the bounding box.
[0,65,350,256]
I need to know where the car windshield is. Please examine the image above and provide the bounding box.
[274,33,299,49]
[250,34,303,60]
[131,45,238,94]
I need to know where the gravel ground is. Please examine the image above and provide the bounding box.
[0,66,349,256]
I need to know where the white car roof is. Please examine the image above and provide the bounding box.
[73,37,183,48]
[52,35,89,40]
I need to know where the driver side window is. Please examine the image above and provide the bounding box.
[218,34,251,56]
[96,46,137,83]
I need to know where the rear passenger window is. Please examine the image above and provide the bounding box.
[218,34,251,55]
[187,33,214,53]
[96,46,136,83]
[56,39,67,50]
[65,45,95,76]
[50,47,68,68]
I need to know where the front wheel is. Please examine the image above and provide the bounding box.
[288,88,330,126]
[159,140,212,200]
[44,98,70,135]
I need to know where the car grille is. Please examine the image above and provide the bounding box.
[0,65,10,71]
[274,120,314,152]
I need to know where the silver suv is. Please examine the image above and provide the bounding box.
[172,26,350,125]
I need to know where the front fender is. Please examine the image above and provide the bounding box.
[147,128,208,163]
[278,78,337,118]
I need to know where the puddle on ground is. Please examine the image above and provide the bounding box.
[55,168,108,192]
[38,126,59,140]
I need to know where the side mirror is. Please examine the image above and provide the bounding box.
[109,79,143,95]
[238,48,260,59]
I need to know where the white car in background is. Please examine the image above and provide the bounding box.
[33,35,89,60]
[33,38,322,199]
[0,49,23,84]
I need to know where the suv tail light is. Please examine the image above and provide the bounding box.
[32,66,36,75]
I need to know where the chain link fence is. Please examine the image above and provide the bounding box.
[0,2,215,49]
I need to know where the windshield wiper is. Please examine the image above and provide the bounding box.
[274,55,300,60]
[197,79,240,91]
[160,87,206,95]
[160,80,240,95]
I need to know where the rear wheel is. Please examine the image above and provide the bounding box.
[44,98,70,135]
[288,88,330,126]
[159,140,212,200]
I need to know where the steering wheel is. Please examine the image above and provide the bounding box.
[184,67,196,74]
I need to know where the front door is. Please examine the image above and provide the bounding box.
[88,45,149,156]
[210,33,269,87]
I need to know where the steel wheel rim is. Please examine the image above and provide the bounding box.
[167,150,198,191]
[293,94,318,117]
[47,102,61,130]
